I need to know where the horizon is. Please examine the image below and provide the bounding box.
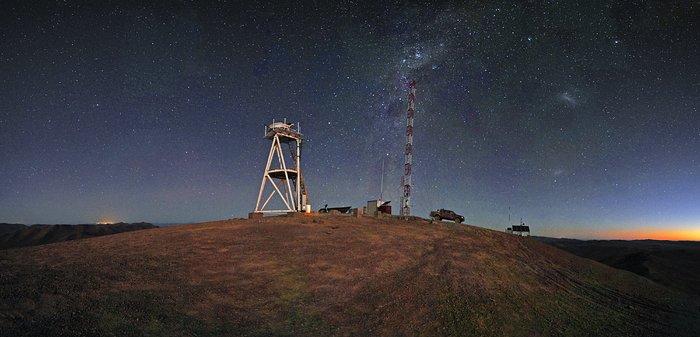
[2,217,699,242]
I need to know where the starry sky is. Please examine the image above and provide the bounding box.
[1,1,699,240]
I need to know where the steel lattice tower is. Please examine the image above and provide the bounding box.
[254,119,309,214]
[401,80,416,217]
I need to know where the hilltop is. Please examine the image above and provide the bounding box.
[0,222,157,250]
[1,216,698,336]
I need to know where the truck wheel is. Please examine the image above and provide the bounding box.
[432,216,440,221]
[455,218,462,224]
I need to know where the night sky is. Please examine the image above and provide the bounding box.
[2,1,699,239]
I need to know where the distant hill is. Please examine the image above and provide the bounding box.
[0,224,26,235]
[0,222,157,250]
[0,216,698,336]
[535,237,700,298]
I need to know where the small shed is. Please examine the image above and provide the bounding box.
[367,200,391,216]
[367,200,381,216]
[510,224,530,237]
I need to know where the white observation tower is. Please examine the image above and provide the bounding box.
[254,119,309,214]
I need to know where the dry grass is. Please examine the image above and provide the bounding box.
[1,215,698,336]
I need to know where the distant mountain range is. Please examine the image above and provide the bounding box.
[0,222,157,250]
[0,223,25,235]
[534,236,700,298]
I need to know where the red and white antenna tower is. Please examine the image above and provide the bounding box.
[401,80,417,217]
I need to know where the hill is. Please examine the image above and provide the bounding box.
[535,237,700,298]
[1,216,698,336]
[0,223,26,235]
[0,222,157,250]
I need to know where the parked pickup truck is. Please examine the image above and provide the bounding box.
[429,209,464,224]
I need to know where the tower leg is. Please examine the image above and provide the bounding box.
[296,140,301,211]
[255,137,277,212]
[275,136,295,211]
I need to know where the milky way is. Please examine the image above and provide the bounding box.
[1,1,699,239]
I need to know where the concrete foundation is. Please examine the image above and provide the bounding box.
[287,212,306,218]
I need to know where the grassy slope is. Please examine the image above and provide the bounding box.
[536,238,700,298]
[1,216,698,336]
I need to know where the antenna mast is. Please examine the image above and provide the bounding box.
[401,80,417,217]
[380,157,385,201]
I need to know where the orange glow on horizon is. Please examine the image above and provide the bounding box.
[599,228,700,241]
[546,227,700,241]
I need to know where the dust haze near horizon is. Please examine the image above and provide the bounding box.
[1,1,699,240]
